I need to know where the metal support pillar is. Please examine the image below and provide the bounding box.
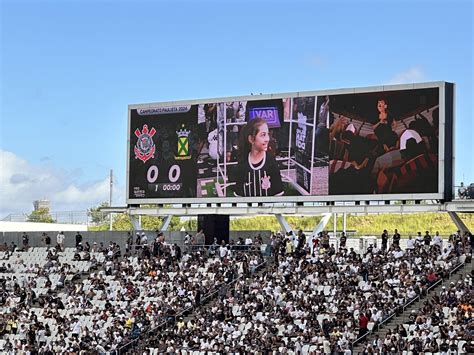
[448,212,471,234]
[130,215,141,231]
[343,213,347,233]
[312,213,332,236]
[160,215,173,232]
[333,213,337,237]
[275,214,292,234]
[309,213,332,253]
[109,169,113,231]
[109,213,113,231]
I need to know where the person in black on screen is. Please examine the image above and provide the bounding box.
[372,98,398,153]
[316,96,330,155]
[232,118,284,197]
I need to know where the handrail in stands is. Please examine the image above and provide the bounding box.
[350,261,464,353]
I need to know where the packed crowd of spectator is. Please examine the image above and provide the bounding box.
[362,272,473,354]
[0,228,471,354]
[143,230,471,353]
[0,232,263,353]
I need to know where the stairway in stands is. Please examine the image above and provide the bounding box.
[178,257,270,326]
[132,256,271,354]
[352,260,473,354]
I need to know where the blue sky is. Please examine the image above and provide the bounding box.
[1,0,473,216]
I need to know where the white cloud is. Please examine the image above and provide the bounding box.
[0,150,124,218]
[55,180,111,204]
[387,67,425,85]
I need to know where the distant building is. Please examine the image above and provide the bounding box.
[33,199,50,211]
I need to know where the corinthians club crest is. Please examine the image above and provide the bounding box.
[134,124,156,163]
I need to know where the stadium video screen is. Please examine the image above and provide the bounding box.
[128,85,446,202]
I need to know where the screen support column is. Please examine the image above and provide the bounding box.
[448,212,471,234]
[275,214,292,234]
[343,213,347,233]
[312,213,332,236]
[160,215,173,231]
[130,215,141,231]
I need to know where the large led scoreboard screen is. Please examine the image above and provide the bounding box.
[127,82,454,204]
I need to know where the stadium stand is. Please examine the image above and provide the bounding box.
[0,229,471,353]
[0,241,263,353]
[360,269,473,354]
[140,231,471,354]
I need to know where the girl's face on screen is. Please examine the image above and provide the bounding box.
[249,123,269,152]
[377,100,387,113]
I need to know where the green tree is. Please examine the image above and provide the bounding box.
[89,212,135,231]
[88,202,109,225]
[142,216,164,230]
[112,213,133,231]
[27,207,55,223]
[179,218,197,232]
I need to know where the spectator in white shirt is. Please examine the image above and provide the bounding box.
[140,232,148,245]
[219,244,228,259]
[415,232,424,245]
[433,231,443,247]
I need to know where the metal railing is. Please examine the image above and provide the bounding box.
[2,210,90,224]
[130,243,268,257]
[448,261,465,278]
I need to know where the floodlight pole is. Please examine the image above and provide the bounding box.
[109,169,113,231]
